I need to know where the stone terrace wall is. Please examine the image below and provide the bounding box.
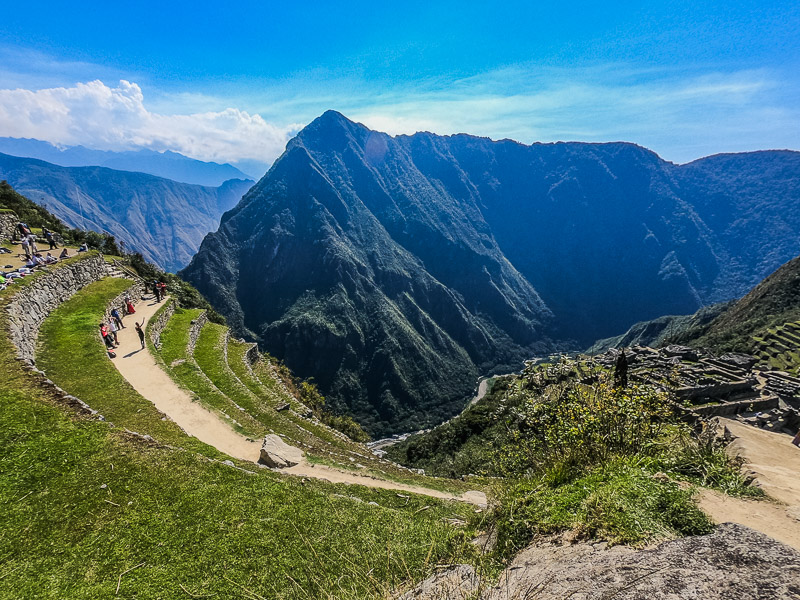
[187,310,208,355]
[6,254,117,362]
[0,211,17,242]
[104,280,146,329]
[147,299,176,349]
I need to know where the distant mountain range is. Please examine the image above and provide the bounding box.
[0,152,253,271]
[0,137,262,186]
[181,111,800,435]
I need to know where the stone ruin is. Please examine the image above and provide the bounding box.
[526,344,800,436]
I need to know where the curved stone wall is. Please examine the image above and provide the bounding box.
[147,299,176,349]
[4,254,140,362]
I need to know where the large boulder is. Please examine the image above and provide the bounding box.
[259,434,303,468]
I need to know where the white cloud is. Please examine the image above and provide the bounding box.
[0,80,296,165]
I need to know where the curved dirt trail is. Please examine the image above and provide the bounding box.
[112,295,260,462]
[697,417,800,551]
[110,293,484,505]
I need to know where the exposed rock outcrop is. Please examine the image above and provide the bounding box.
[259,434,303,468]
[399,523,800,599]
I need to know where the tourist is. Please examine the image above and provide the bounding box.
[77,243,88,253]
[135,321,145,349]
[107,318,120,345]
[43,228,58,250]
[59,248,69,259]
[158,281,167,299]
[44,252,58,265]
[26,233,38,254]
[125,297,136,315]
[99,322,115,349]
[111,307,124,329]
[16,222,31,238]
[20,237,31,259]
[152,279,161,302]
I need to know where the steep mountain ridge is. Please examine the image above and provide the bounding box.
[183,111,800,434]
[0,153,253,271]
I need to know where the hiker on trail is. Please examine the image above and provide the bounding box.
[111,308,124,329]
[135,321,145,349]
[152,280,161,301]
[158,281,167,299]
[20,237,31,259]
[99,322,115,349]
[125,297,136,315]
[614,348,629,389]
[43,228,57,250]
[59,248,69,259]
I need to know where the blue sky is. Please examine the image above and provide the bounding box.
[1,1,798,172]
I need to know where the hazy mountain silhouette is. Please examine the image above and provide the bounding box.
[0,152,253,271]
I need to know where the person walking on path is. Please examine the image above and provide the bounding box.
[135,321,146,349]
[111,308,124,329]
[125,296,136,315]
[152,280,161,302]
[43,228,58,250]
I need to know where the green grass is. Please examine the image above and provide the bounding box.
[493,456,713,556]
[35,278,225,458]
[1,274,484,599]
[155,308,265,439]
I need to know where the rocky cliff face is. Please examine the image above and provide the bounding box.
[182,111,800,434]
[0,153,253,271]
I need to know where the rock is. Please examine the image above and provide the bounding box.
[480,523,800,599]
[396,564,478,600]
[460,490,488,508]
[259,434,303,468]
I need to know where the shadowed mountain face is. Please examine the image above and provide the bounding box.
[182,111,800,435]
[0,153,253,271]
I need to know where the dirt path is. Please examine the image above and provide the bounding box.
[110,293,485,506]
[112,295,261,462]
[696,417,800,550]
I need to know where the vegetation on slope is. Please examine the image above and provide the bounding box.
[3,274,484,598]
[389,360,759,555]
[0,179,121,254]
[669,254,800,355]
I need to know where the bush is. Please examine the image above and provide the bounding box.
[497,380,674,477]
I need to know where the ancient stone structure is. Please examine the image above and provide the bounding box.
[147,299,176,349]
[5,254,134,362]
[0,211,17,242]
[187,310,208,355]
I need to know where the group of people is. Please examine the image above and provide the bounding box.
[152,280,167,301]
[99,298,146,355]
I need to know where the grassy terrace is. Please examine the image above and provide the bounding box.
[154,307,266,439]
[1,272,483,599]
[195,323,346,453]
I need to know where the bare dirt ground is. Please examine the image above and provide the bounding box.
[696,417,800,551]
[110,292,486,505]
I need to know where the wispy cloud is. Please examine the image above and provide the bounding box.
[0,54,796,166]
